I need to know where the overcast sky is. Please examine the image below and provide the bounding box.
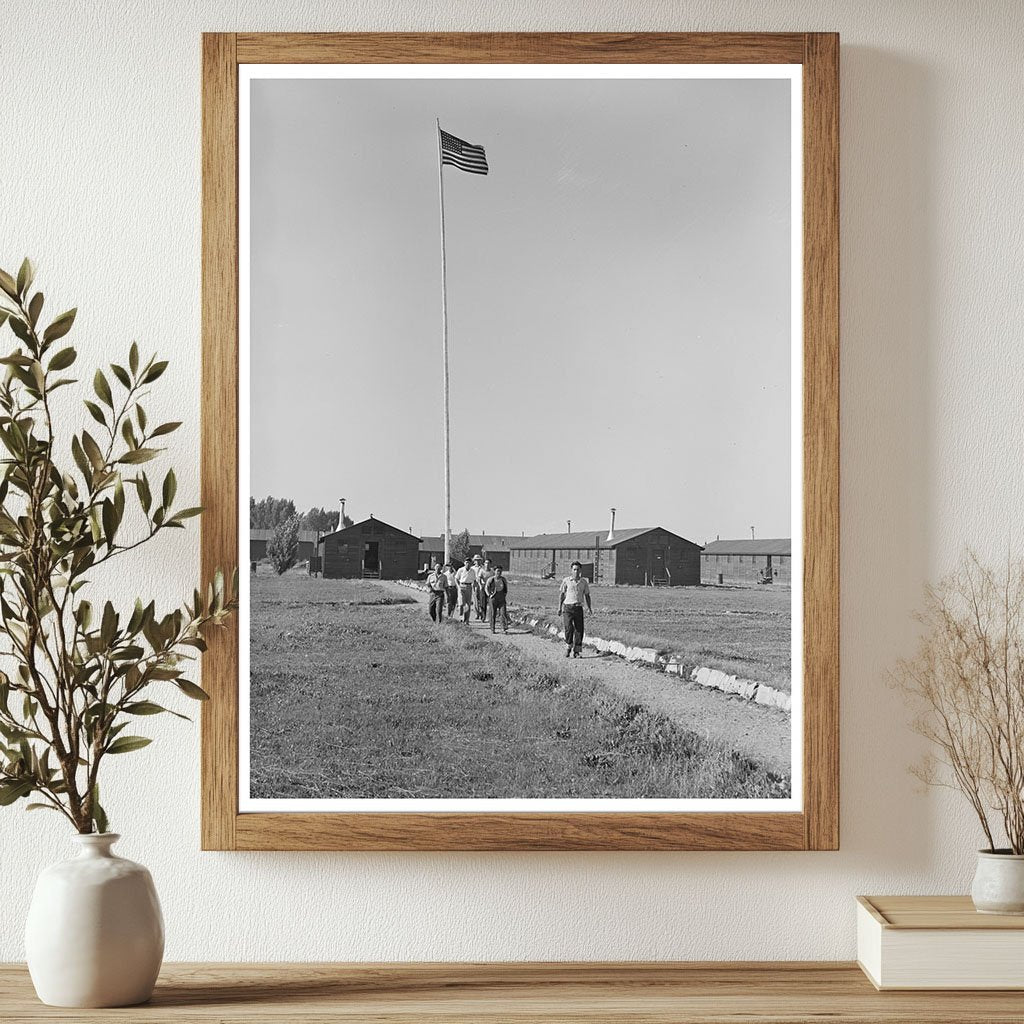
[249,75,793,543]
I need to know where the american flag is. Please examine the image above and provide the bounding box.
[439,127,489,175]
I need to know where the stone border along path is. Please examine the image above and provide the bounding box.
[384,580,790,776]
[395,580,791,714]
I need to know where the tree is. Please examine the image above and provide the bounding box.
[267,515,300,575]
[301,506,349,533]
[450,528,472,567]
[249,495,296,529]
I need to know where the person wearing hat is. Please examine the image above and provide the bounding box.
[455,557,478,623]
[426,561,448,623]
[474,557,495,622]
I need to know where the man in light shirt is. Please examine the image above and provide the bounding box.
[426,562,448,623]
[558,560,592,658]
[443,562,459,618]
[455,559,477,623]
[475,557,495,622]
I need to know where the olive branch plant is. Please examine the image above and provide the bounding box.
[0,259,236,833]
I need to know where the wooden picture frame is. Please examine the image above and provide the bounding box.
[201,32,838,851]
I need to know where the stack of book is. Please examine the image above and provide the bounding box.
[857,895,1024,990]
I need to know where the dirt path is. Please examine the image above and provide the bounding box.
[380,582,791,776]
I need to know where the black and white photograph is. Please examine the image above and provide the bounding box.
[240,65,802,811]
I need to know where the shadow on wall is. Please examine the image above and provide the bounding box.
[838,47,939,871]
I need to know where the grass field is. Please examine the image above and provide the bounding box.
[504,578,792,691]
[249,574,789,800]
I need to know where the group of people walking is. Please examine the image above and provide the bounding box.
[425,556,594,658]
[426,555,510,633]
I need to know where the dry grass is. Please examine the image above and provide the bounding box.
[504,579,792,691]
[249,574,789,800]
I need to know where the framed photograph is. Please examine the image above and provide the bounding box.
[201,32,838,851]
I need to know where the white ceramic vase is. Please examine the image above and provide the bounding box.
[25,833,164,1007]
[971,850,1024,915]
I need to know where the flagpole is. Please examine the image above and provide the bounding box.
[436,118,452,566]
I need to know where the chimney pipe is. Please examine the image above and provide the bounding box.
[750,525,755,540]
[607,507,616,543]
[339,497,347,528]
[567,519,572,534]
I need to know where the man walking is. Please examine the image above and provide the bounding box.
[426,561,448,623]
[475,557,495,622]
[455,559,477,623]
[486,565,510,634]
[443,562,459,618]
[558,560,592,657]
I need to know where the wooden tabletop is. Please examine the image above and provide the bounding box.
[3,962,1024,1022]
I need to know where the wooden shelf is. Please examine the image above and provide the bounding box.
[4,962,1024,1022]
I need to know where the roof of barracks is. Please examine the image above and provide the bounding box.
[509,527,699,551]
[419,534,520,551]
[701,538,791,556]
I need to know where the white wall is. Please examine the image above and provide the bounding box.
[2,0,1022,961]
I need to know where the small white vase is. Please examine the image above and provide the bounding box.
[25,833,164,1007]
[971,849,1024,915]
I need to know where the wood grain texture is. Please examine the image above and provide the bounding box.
[801,33,841,852]
[236,32,807,65]
[4,962,1024,1023]
[200,32,239,852]
[862,896,1024,930]
[200,32,840,851]
[234,811,806,852]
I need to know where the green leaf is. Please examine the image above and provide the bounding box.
[169,507,203,523]
[113,475,124,522]
[136,404,147,432]
[100,601,117,647]
[71,435,92,482]
[110,363,131,389]
[124,700,188,722]
[93,369,113,409]
[0,269,18,300]
[9,317,31,344]
[118,448,158,465]
[129,342,139,376]
[162,468,176,509]
[0,779,33,805]
[124,700,165,715]
[26,802,61,813]
[142,360,168,383]
[121,418,137,449]
[16,258,34,298]
[175,679,210,701]
[42,308,76,344]
[48,346,77,371]
[27,291,43,328]
[101,498,116,547]
[136,473,152,513]
[81,431,105,472]
[105,735,152,755]
[83,400,106,427]
[91,785,108,834]
[150,421,182,438]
